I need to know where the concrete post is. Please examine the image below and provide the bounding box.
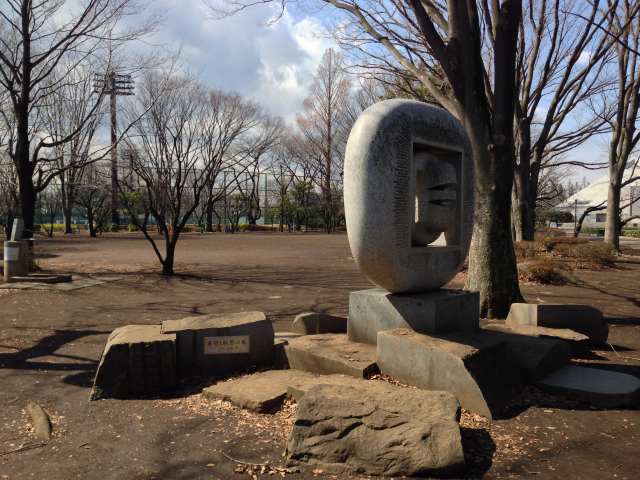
[3,241,25,282]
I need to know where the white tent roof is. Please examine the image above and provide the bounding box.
[561,165,640,208]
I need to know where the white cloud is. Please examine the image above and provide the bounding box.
[141,1,336,122]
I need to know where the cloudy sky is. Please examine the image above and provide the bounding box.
[142,1,336,122]
[135,0,608,182]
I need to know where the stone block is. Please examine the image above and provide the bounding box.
[202,369,365,413]
[286,383,465,477]
[161,311,274,379]
[284,334,378,378]
[90,324,176,400]
[480,324,571,380]
[273,332,304,369]
[348,288,479,345]
[291,312,347,334]
[537,365,640,408]
[507,303,608,344]
[377,329,522,419]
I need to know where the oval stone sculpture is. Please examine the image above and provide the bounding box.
[344,99,474,293]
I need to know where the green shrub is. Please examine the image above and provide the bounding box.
[623,228,640,238]
[581,227,605,236]
[128,224,139,232]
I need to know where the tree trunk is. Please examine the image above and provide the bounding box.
[63,206,73,234]
[17,161,36,239]
[162,238,177,276]
[604,165,622,251]
[87,207,96,238]
[465,132,524,318]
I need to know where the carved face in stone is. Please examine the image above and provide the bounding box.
[344,99,474,293]
[412,153,458,246]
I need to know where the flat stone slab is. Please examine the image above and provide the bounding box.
[8,273,72,284]
[161,311,267,333]
[0,274,121,291]
[377,329,521,419]
[161,311,274,379]
[480,325,571,380]
[291,312,347,335]
[202,369,365,413]
[284,334,378,378]
[484,321,589,343]
[348,288,479,345]
[507,303,608,344]
[286,383,465,477]
[91,324,176,400]
[537,365,640,407]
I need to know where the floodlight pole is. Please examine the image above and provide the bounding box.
[94,70,135,228]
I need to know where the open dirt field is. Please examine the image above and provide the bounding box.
[1,232,639,479]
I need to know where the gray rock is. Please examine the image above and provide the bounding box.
[284,334,378,378]
[161,311,274,378]
[537,365,640,407]
[480,325,571,380]
[377,329,522,419]
[291,312,347,335]
[202,369,366,412]
[507,303,608,344]
[484,320,589,343]
[273,332,305,369]
[348,288,479,345]
[344,99,474,293]
[90,324,176,400]
[286,383,465,476]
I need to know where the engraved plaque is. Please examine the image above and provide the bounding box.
[203,335,250,355]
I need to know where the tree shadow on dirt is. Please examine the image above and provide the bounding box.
[0,328,106,387]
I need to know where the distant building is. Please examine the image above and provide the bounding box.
[559,166,640,228]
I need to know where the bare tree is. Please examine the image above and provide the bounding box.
[512,0,617,241]
[201,92,262,232]
[120,72,228,275]
[42,68,105,234]
[603,0,640,250]
[234,115,282,226]
[76,166,111,238]
[297,48,351,233]
[0,0,159,238]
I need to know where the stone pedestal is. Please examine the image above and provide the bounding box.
[348,288,479,345]
[3,241,26,282]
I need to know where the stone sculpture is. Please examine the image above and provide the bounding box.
[344,99,474,293]
[344,99,479,344]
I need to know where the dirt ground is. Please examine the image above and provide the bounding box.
[1,232,639,479]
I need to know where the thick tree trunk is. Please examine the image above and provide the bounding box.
[17,162,36,239]
[465,132,524,318]
[604,165,622,251]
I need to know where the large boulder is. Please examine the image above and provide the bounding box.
[506,303,608,344]
[91,325,176,400]
[286,383,465,477]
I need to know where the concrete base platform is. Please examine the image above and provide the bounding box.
[348,288,479,345]
[537,365,640,408]
[284,334,378,378]
[376,329,520,419]
[202,369,365,412]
